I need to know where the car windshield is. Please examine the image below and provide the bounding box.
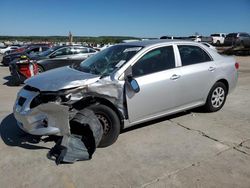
[75,45,143,76]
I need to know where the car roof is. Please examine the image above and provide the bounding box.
[119,39,198,47]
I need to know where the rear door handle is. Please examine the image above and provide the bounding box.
[170,74,181,80]
[208,67,216,71]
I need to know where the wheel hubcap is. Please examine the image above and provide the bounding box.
[211,87,225,108]
[96,114,111,135]
[38,67,43,73]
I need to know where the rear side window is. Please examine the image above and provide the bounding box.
[28,47,40,54]
[132,46,175,77]
[178,45,212,66]
[240,33,250,37]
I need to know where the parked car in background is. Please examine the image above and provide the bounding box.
[224,32,250,47]
[189,35,202,42]
[3,46,27,56]
[13,40,238,147]
[211,33,226,45]
[9,46,97,85]
[30,46,97,72]
[1,45,50,66]
[0,42,5,47]
[0,45,20,54]
[189,35,212,43]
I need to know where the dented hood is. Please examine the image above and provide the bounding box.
[25,66,100,91]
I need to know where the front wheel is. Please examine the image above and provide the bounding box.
[203,82,227,112]
[87,104,121,147]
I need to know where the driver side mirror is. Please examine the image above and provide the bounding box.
[125,65,140,93]
[128,77,140,93]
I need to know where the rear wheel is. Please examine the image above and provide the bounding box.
[203,82,227,112]
[87,104,121,147]
[37,65,44,73]
[216,40,220,46]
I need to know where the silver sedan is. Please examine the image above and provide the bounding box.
[13,40,238,147]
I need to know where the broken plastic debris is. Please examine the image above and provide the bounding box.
[48,109,103,164]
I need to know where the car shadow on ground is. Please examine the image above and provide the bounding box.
[3,76,19,87]
[0,113,49,149]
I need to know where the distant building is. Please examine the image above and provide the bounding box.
[69,31,73,44]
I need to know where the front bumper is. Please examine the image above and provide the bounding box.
[13,88,70,136]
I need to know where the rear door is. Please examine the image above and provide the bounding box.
[176,44,216,106]
[126,45,182,124]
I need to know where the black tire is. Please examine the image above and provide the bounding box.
[203,82,227,112]
[37,64,44,73]
[87,104,121,147]
[216,40,220,46]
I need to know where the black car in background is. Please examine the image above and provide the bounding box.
[1,45,50,66]
[35,46,97,72]
[9,46,97,85]
[224,32,250,47]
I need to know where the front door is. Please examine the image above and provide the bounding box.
[125,46,181,124]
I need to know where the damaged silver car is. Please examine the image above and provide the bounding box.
[13,40,238,147]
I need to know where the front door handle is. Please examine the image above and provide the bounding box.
[170,74,181,80]
[208,66,216,71]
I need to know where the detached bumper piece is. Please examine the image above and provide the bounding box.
[48,109,103,164]
[10,62,38,85]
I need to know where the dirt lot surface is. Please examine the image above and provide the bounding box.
[0,55,250,188]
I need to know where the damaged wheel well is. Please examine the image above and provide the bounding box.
[72,97,124,130]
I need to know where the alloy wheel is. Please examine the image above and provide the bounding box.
[211,87,225,108]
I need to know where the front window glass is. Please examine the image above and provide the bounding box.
[52,47,72,57]
[75,45,143,76]
[132,46,175,77]
[38,46,60,56]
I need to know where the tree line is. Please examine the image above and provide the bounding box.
[0,36,140,44]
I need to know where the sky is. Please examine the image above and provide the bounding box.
[0,0,249,38]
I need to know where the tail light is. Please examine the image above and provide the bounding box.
[33,63,38,75]
[19,64,31,78]
[235,62,239,70]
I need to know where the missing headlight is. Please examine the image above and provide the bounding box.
[30,94,59,108]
